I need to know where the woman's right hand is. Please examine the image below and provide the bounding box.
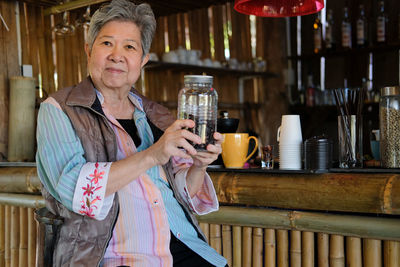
[147,119,201,166]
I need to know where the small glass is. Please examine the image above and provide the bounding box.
[261,145,274,169]
[338,115,363,168]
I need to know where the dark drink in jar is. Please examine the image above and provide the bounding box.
[178,75,218,151]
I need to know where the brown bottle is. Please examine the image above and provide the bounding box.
[325,9,336,51]
[313,12,323,53]
[376,0,387,44]
[341,7,352,49]
[356,4,368,47]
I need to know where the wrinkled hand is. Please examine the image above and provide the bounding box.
[191,132,223,170]
[148,119,201,166]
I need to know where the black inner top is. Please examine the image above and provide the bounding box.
[117,119,141,147]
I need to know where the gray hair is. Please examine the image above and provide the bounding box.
[86,0,156,58]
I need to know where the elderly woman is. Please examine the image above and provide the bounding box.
[36,0,227,266]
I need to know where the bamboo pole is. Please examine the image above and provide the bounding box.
[252,228,263,267]
[197,206,400,241]
[0,194,44,208]
[232,226,241,267]
[290,230,301,267]
[277,230,288,267]
[330,235,344,267]
[317,233,329,267]
[208,171,400,215]
[8,77,36,162]
[346,237,362,267]
[302,231,314,267]
[18,207,28,267]
[384,241,400,267]
[0,205,4,267]
[363,239,382,267]
[27,208,36,267]
[0,74,7,160]
[10,206,19,267]
[199,223,209,243]
[242,227,252,267]
[5,206,10,267]
[0,168,41,194]
[44,0,109,16]
[210,224,222,254]
[264,229,275,267]
[222,225,232,267]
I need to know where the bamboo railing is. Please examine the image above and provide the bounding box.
[0,167,400,266]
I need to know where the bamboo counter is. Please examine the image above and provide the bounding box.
[0,166,400,215]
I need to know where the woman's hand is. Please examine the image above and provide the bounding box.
[191,132,223,170]
[185,132,223,197]
[147,119,201,166]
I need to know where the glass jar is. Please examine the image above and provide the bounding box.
[177,75,218,151]
[379,86,400,168]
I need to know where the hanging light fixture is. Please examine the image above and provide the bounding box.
[234,0,324,17]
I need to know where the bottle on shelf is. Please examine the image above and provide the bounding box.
[398,13,400,42]
[341,7,352,49]
[306,74,315,107]
[356,4,368,47]
[376,0,387,44]
[325,9,336,51]
[313,12,323,54]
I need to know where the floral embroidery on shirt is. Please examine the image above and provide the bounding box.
[79,162,107,217]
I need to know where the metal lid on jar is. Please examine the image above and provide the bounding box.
[381,86,400,96]
[184,75,213,84]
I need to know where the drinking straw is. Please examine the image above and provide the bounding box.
[333,89,355,164]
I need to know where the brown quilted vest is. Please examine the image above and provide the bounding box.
[42,77,206,266]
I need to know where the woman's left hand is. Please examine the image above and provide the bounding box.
[191,132,223,170]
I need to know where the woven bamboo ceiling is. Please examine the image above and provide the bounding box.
[22,0,234,16]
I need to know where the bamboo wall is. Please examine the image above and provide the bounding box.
[0,200,400,267]
[199,224,400,267]
[0,205,36,267]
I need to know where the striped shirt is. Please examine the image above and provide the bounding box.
[36,91,227,267]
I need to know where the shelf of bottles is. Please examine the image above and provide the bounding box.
[290,0,399,108]
[298,0,399,59]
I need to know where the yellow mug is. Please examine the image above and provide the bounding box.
[221,133,259,168]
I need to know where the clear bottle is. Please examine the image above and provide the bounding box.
[356,4,368,47]
[376,0,387,44]
[341,7,352,49]
[177,75,218,151]
[325,9,336,51]
[379,86,400,168]
[313,12,323,53]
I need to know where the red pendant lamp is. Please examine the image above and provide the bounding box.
[234,0,324,17]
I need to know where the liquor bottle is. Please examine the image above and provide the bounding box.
[356,4,368,47]
[341,7,352,49]
[306,74,315,107]
[325,9,335,51]
[376,0,387,44]
[313,12,323,53]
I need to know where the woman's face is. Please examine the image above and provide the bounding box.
[85,20,149,92]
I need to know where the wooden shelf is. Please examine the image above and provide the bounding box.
[159,101,262,110]
[289,43,400,61]
[144,60,278,78]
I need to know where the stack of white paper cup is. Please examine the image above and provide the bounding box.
[277,115,303,170]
